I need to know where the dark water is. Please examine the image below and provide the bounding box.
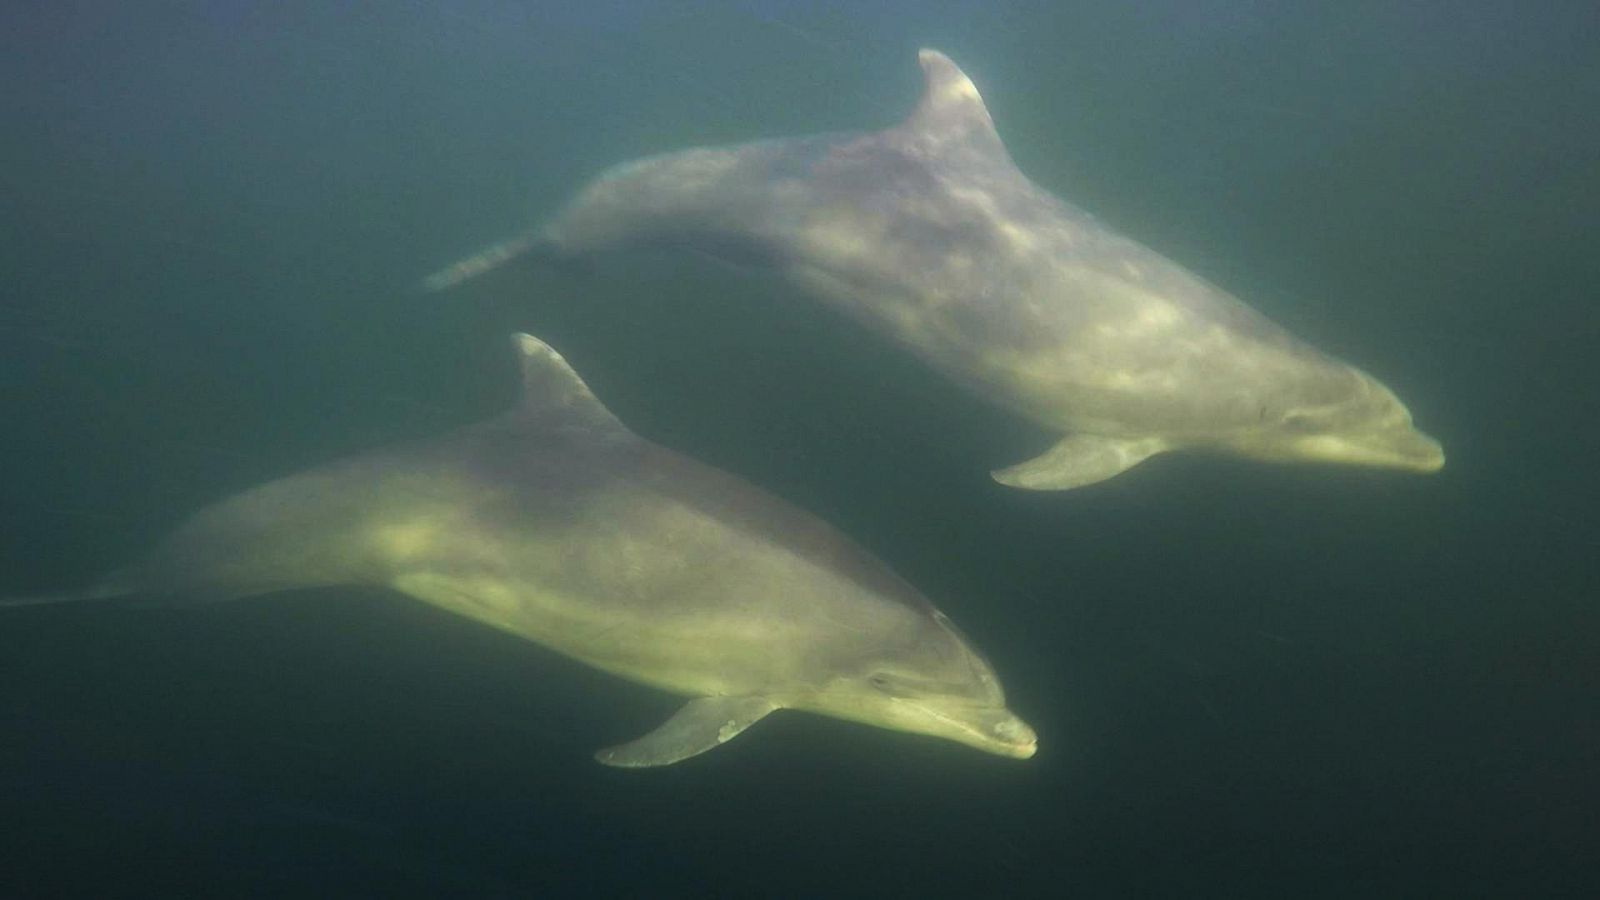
[2,3,1595,897]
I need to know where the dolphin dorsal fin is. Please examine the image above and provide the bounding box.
[509,333,627,433]
[900,49,1009,161]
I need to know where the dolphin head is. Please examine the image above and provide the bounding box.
[1225,367,1445,474]
[797,609,1037,760]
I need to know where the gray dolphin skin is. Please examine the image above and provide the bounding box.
[6,333,1035,767]
[429,49,1444,490]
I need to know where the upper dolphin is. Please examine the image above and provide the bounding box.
[4,333,1035,766]
[429,49,1445,490]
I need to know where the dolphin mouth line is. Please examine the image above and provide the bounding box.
[910,700,1037,758]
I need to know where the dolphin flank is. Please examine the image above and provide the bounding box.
[6,333,1036,767]
[429,49,1444,490]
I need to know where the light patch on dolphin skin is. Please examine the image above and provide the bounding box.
[1130,302,1183,332]
[1095,368,1180,392]
[937,71,981,103]
[548,486,916,660]
[800,210,888,262]
[651,147,747,194]
[945,185,1038,256]
[373,520,441,561]
[998,221,1039,255]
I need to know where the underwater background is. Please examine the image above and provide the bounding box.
[1,2,1594,896]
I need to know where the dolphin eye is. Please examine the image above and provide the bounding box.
[868,674,895,692]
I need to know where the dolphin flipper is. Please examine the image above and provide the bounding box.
[595,696,777,768]
[992,434,1169,490]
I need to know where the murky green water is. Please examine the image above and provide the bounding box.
[2,4,1594,896]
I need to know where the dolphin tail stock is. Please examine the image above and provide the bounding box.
[419,229,560,293]
[0,577,135,609]
[3,571,351,612]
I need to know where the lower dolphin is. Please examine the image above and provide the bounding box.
[5,333,1036,767]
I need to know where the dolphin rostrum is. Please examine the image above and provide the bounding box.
[5,333,1036,767]
[428,49,1444,490]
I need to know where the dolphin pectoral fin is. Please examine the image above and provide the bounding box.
[594,696,777,768]
[991,435,1168,490]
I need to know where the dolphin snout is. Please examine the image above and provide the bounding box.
[1292,424,1445,473]
[1350,423,1445,473]
[1390,427,1445,473]
[989,712,1038,759]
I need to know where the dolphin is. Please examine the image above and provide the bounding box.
[4,333,1036,767]
[427,49,1444,490]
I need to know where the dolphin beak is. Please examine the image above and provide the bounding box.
[954,708,1037,759]
[1387,427,1446,472]
[1353,423,1446,473]
[993,713,1039,758]
[1293,424,1445,473]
